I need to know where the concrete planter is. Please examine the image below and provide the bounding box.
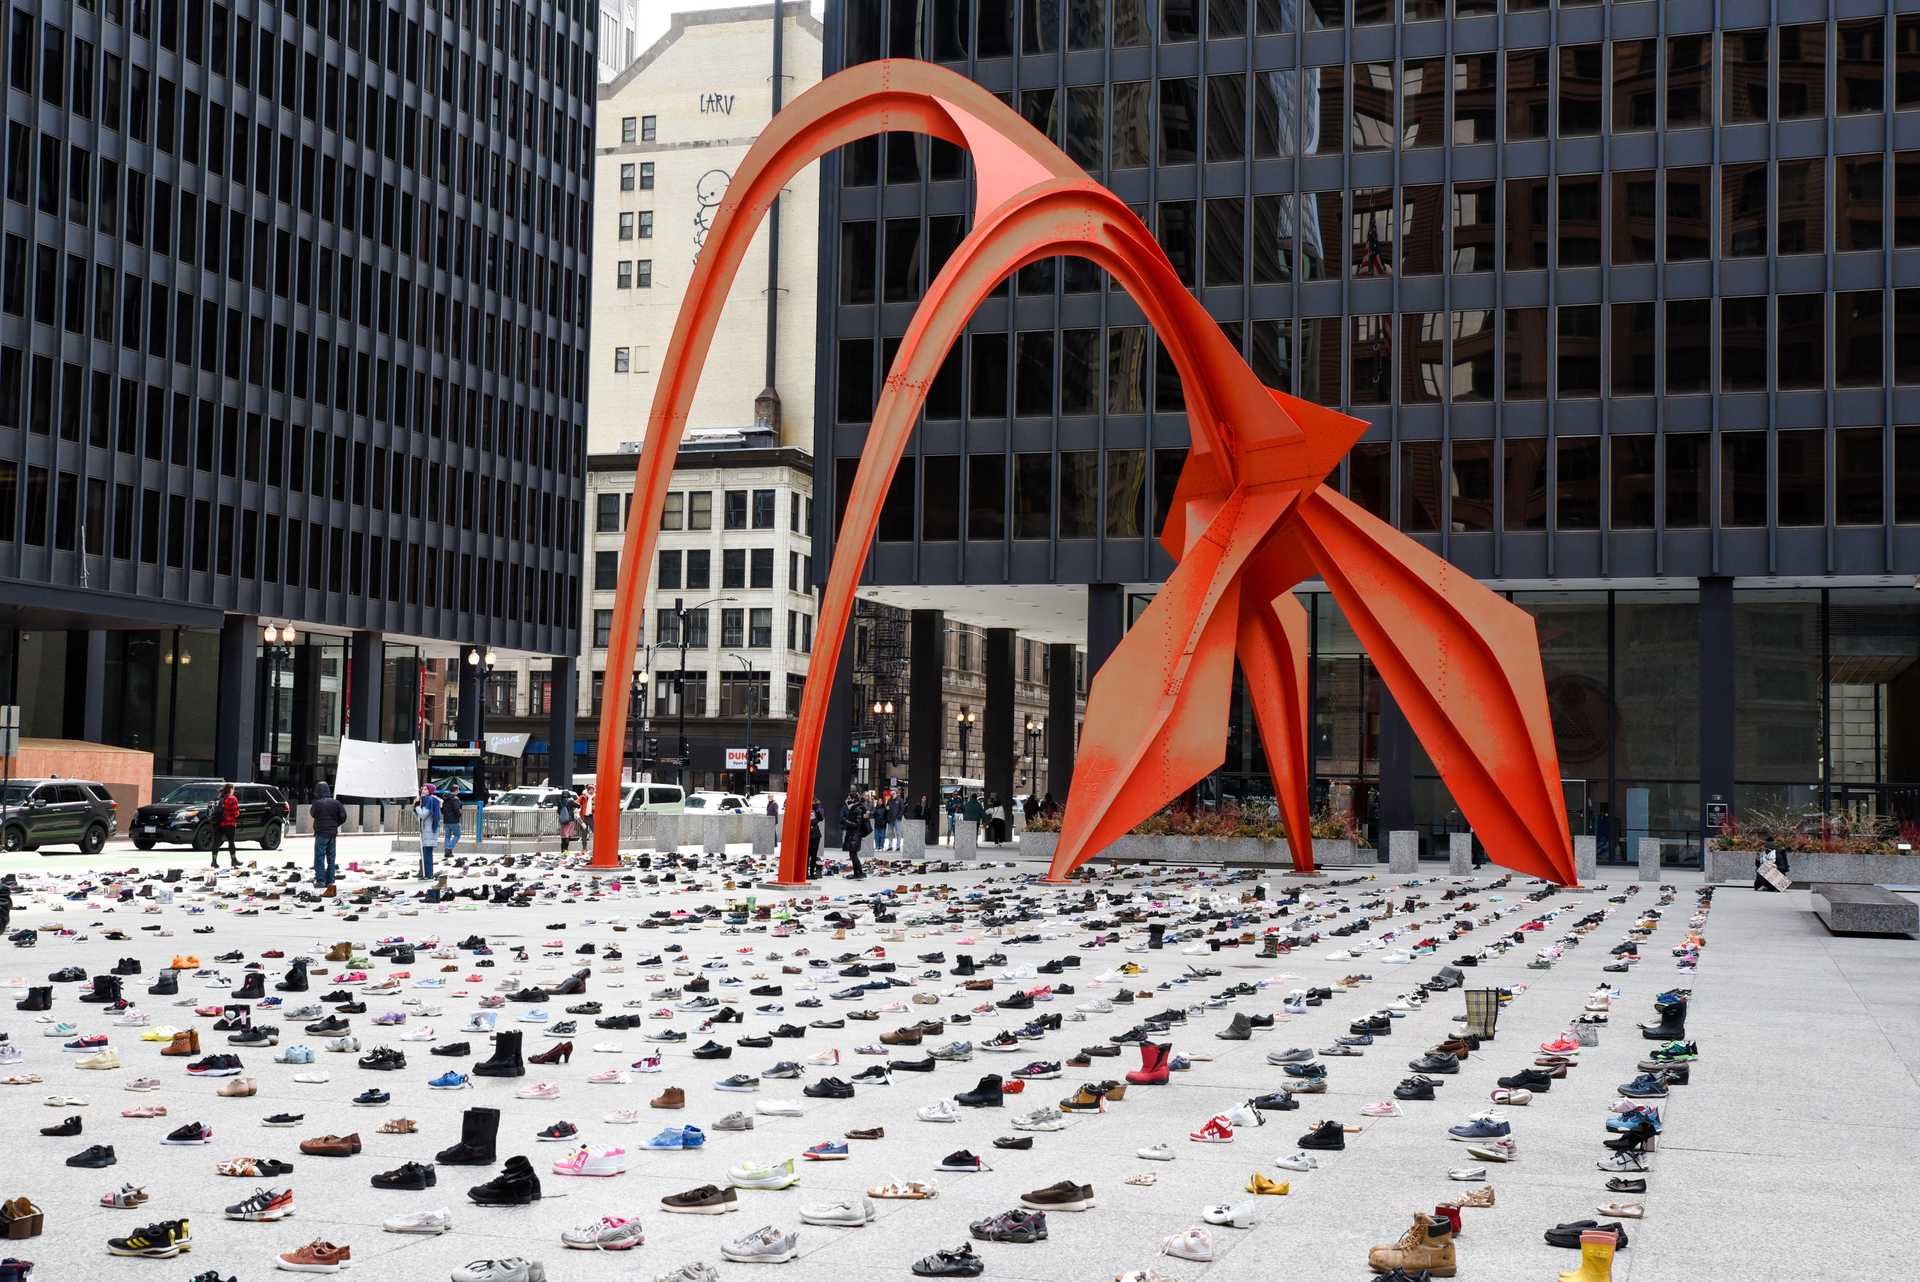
[1705,847,1920,885]
[1011,831,1373,868]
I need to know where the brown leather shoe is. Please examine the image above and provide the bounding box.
[299,1133,363,1157]
[326,942,352,962]
[1432,1039,1472,1060]
[1367,1211,1457,1276]
[879,1027,921,1046]
[160,1029,200,1057]
[278,1240,352,1270]
[651,1086,684,1110]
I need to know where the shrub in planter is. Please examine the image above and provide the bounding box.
[1024,802,1371,848]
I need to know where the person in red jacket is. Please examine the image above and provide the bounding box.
[212,783,241,869]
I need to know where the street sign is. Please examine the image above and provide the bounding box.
[258,752,271,772]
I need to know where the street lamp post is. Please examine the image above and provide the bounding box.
[728,653,759,797]
[466,646,496,802]
[261,623,297,785]
[870,697,895,791]
[674,595,736,789]
[626,645,654,787]
[1023,717,1041,794]
[955,706,976,783]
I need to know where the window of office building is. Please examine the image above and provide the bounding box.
[1207,74,1246,163]
[1668,299,1712,394]
[1669,34,1713,127]
[1351,63,1393,152]
[1557,438,1601,530]
[1015,331,1054,417]
[1058,451,1099,539]
[1400,312,1443,405]
[1902,427,1920,523]
[1667,167,1711,261]
[837,338,874,423]
[1108,327,1148,413]
[1206,196,1245,286]
[1836,290,1884,387]
[1667,435,1709,528]
[1722,432,1768,526]
[1453,309,1496,402]
[1253,69,1298,158]
[1560,174,1602,267]
[1776,430,1825,527]
[1013,453,1051,539]
[1836,429,1884,525]
[1613,171,1656,265]
[1302,191,1341,281]
[1899,289,1920,384]
[1348,443,1390,521]
[1722,296,1768,392]
[880,460,915,542]
[1779,22,1825,120]
[1351,187,1394,277]
[1314,65,1345,155]
[1615,39,1657,132]
[1404,59,1443,148]
[1723,29,1769,124]
[1835,154,1886,252]
[1723,163,1768,257]
[1560,45,1602,136]
[1452,181,1495,272]
[1612,302,1656,398]
[1503,439,1547,531]
[1451,440,1493,532]
[1778,159,1825,255]
[1557,306,1601,397]
[1401,185,1443,276]
[1351,315,1392,404]
[839,221,876,305]
[1298,316,1341,403]
[1249,319,1292,393]
[1159,77,1198,165]
[969,454,1006,539]
[1506,177,1548,271]
[1159,199,1196,285]
[1507,49,1548,141]
[1612,436,1656,530]
[1106,449,1147,538]
[1838,18,1886,114]
[1112,80,1151,168]
[923,455,960,541]
[1778,293,1826,389]
[1400,440,1441,533]
[1504,307,1547,401]
[1454,53,1496,145]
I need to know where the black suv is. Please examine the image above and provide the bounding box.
[0,780,120,853]
[131,782,292,852]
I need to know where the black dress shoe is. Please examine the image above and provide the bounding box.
[67,1143,117,1167]
[41,1114,82,1137]
[372,1161,438,1190]
[430,1042,472,1057]
[991,1135,1033,1150]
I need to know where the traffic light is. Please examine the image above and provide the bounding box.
[678,735,690,762]
[644,736,659,761]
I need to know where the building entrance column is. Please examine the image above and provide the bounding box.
[547,659,578,787]
[214,615,259,782]
[1699,577,1735,841]
[1046,642,1077,803]
[908,609,945,842]
[1088,583,1125,678]
[347,632,383,743]
[984,629,1016,805]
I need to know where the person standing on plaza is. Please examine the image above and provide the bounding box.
[309,781,346,895]
[946,792,961,844]
[415,783,442,880]
[212,783,242,869]
[807,800,824,879]
[440,787,464,859]
[555,789,579,855]
[886,791,904,851]
[840,791,869,879]
[578,784,594,855]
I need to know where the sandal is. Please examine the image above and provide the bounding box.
[258,1158,294,1176]
[2,1076,43,1086]
[1458,1186,1496,1208]
[910,1244,983,1278]
[1124,1172,1157,1186]
[377,1118,417,1135]
[1597,1200,1643,1218]
[101,1184,150,1209]
[1490,1088,1533,1106]
[868,1177,938,1200]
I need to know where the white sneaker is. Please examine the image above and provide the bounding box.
[806,1049,839,1066]
[603,1108,646,1125]
[728,1157,800,1190]
[383,1206,453,1234]
[1136,1142,1174,1161]
[917,1098,960,1123]
[800,1196,875,1226]
[1161,1226,1214,1261]
[1273,1152,1318,1172]
[450,1258,542,1282]
[1221,1103,1264,1128]
[1011,1107,1065,1132]
[754,1098,804,1117]
[1201,1199,1257,1228]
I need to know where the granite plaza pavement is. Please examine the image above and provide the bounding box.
[0,841,1911,1282]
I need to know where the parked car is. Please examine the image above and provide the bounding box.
[486,787,568,814]
[624,783,686,814]
[0,779,119,853]
[684,791,748,813]
[130,782,291,851]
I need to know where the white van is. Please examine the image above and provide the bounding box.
[624,783,686,815]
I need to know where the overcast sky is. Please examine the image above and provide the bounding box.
[635,0,827,50]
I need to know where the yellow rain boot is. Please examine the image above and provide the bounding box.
[1558,1229,1615,1282]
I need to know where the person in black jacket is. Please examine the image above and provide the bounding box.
[309,782,347,894]
[807,802,823,880]
[440,789,464,858]
[840,793,868,880]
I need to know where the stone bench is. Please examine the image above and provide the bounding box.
[1811,883,1918,938]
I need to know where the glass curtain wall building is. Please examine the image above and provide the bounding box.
[819,0,1920,860]
[0,0,594,785]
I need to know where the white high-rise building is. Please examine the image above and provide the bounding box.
[597,0,647,81]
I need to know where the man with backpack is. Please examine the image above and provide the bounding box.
[440,788,464,859]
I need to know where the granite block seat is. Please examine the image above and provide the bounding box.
[1811,883,1918,938]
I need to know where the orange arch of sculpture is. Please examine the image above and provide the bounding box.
[589,59,1580,888]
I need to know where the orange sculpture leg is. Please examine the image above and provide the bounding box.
[590,58,1578,889]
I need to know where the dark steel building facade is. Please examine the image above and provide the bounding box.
[0,0,593,785]
[817,0,1920,860]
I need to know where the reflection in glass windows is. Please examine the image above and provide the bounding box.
[1298,316,1341,404]
[970,332,1009,417]
[1836,290,1884,388]
[1508,438,1552,530]
[1452,309,1495,403]
[1250,318,1292,393]
[1778,23,1825,120]
[1253,70,1299,158]
[1836,429,1883,526]
[1559,45,1602,136]
[1302,191,1340,281]
[1612,436,1655,530]
[1667,299,1712,394]
[1722,432,1767,526]
[1350,63,1393,153]
[1557,306,1601,397]
[1058,451,1099,539]
[968,454,1005,539]
[1112,81,1151,168]
[1668,35,1712,127]
[1559,175,1601,267]
[1014,331,1054,418]
[1400,440,1441,533]
[1557,438,1601,531]
[1400,312,1443,405]
[1777,159,1825,256]
[1205,196,1245,287]
[1452,181,1495,272]
[1349,443,1390,520]
[1454,54,1496,145]
[1507,50,1548,141]
[1667,435,1709,528]
[1105,449,1147,538]
[882,217,922,303]
[1252,194,1296,283]
[1401,185,1443,276]
[1505,307,1547,401]
[1312,65,1345,156]
[1402,59,1443,149]
[1667,167,1711,261]
[1837,154,1884,252]
[1061,329,1099,416]
[1451,440,1493,532]
[1159,200,1197,285]
[1902,426,1920,522]
[1505,177,1548,271]
[1206,0,1245,38]
[1351,187,1395,278]
[1778,294,1825,390]
[1899,290,1920,384]
[1776,430,1824,527]
[1207,74,1246,163]
[1612,171,1656,265]
[1612,302,1656,398]
[1108,328,1147,413]
[1722,163,1768,258]
[1352,315,1392,405]
[1065,86,1103,170]
[1614,39,1657,132]
[1013,453,1051,538]
[1159,78,1198,164]
[1723,29,1769,124]
[1838,18,1886,115]
[1721,297,1767,392]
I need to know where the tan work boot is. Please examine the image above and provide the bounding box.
[326,941,352,962]
[1368,1211,1456,1276]
[161,1029,201,1057]
[652,1086,685,1109]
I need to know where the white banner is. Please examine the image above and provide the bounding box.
[726,748,772,770]
[333,738,422,799]
[485,732,530,759]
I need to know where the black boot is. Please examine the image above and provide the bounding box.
[233,971,265,1000]
[14,986,50,1012]
[79,975,122,1004]
[467,1154,541,1205]
[1639,1002,1685,1041]
[148,971,179,996]
[435,1106,500,1166]
[1217,1012,1252,1041]
[955,1074,1004,1107]
[471,1031,525,1078]
[276,960,309,993]
[1149,923,1166,950]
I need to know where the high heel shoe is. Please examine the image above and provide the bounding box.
[529,1041,572,1066]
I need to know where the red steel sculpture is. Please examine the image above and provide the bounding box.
[589,60,1580,888]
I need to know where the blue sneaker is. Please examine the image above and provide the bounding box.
[1607,1107,1661,1133]
[803,1139,849,1161]
[1447,1114,1511,1140]
[518,1009,550,1023]
[680,1124,705,1148]
[1617,1074,1669,1099]
[429,1070,472,1090]
[643,1127,688,1150]
[275,1045,315,1065]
